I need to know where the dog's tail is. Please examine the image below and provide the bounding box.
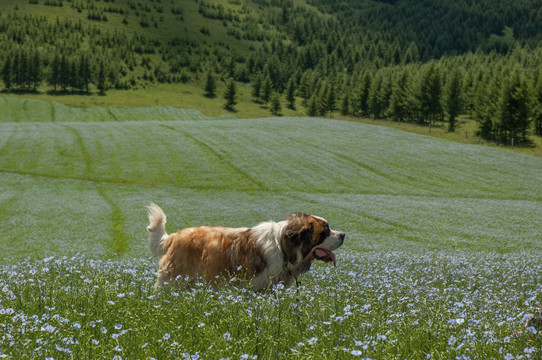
[147,203,168,257]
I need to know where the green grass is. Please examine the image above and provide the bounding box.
[0,97,541,358]
[1,254,541,359]
[1,96,541,258]
[1,82,307,119]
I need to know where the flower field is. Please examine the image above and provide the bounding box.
[1,253,541,359]
[0,97,541,358]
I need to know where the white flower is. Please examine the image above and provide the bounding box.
[351,350,362,356]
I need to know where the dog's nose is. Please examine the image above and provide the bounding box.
[338,232,345,243]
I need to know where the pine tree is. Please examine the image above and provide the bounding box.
[20,51,30,90]
[260,75,273,107]
[270,92,282,116]
[368,74,383,119]
[286,78,296,109]
[535,112,542,137]
[499,71,532,145]
[14,51,25,90]
[317,84,329,117]
[354,72,372,116]
[416,64,443,125]
[533,75,542,136]
[403,42,420,64]
[30,50,41,92]
[59,54,69,91]
[204,72,216,98]
[226,58,236,79]
[473,76,501,141]
[79,54,91,93]
[306,95,318,116]
[325,83,336,116]
[389,69,411,122]
[97,61,107,95]
[70,61,79,91]
[297,70,313,106]
[340,93,350,116]
[2,56,12,91]
[251,73,262,101]
[49,54,60,92]
[224,78,237,111]
[444,69,463,132]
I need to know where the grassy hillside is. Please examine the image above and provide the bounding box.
[3,0,542,148]
[1,98,541,359]
[1,97,540,259]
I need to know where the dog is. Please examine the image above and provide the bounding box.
[146,203,345,291]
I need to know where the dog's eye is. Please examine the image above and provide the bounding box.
[321,224,331,239]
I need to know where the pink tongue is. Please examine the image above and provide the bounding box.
[314,248,336,267]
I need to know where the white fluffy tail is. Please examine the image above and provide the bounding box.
[147,203,168,257]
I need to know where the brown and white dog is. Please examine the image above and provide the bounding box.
[146,203,345,291]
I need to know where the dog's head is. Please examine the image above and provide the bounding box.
[280,213,345,266]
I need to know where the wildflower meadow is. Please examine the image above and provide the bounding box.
[1,97,541,359]
[1,253,541,359]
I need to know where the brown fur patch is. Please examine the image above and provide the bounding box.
[281,213,328,264]
[157,226,266,285]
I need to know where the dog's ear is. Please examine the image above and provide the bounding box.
[281,214,313,264]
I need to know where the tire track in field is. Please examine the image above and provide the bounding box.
[287,192,417,234]
[62,124,128,256]
[290,136,431,195]
[157,123,268,191]
[107,107,119,121]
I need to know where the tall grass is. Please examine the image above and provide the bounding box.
[0,97,541,358]
[1,254,541,359]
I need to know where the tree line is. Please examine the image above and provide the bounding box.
[2,0,542,145]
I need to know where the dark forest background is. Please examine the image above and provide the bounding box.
[2,0,542,145]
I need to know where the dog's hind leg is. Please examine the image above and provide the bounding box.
[154,267,171,291]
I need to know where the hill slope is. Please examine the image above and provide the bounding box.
[2,0,542,147]
[0,98,540,259]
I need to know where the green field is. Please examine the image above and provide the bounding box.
[0,96,541,358]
